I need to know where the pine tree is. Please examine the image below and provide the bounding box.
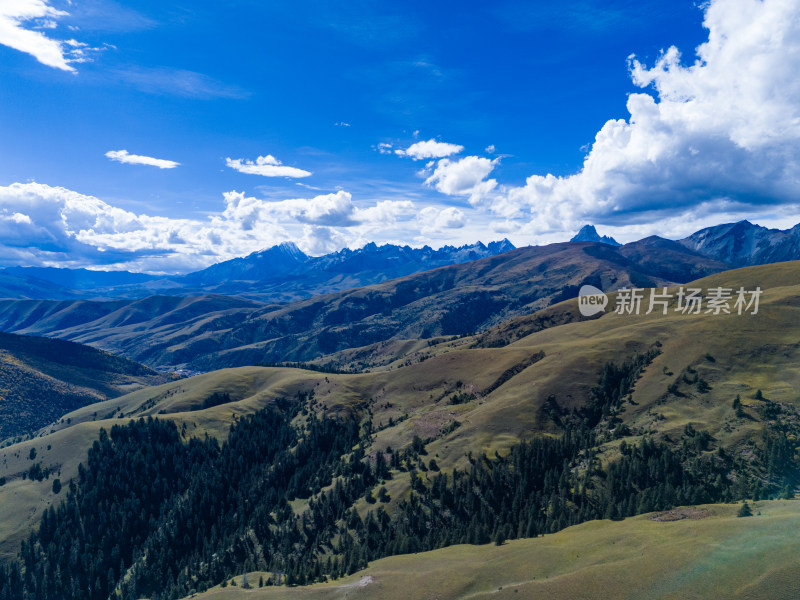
[737,501,753,517]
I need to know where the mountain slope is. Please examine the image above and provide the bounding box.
[0,332,167,441]
[177,239,517,301]
[679,220,800,266]
[191,500,800,600]
[0,261,797,593]
[181,241,309,286]
[0,240,728,369]
[0,294,269,368]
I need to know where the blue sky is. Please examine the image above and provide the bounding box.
[2,0,800,272]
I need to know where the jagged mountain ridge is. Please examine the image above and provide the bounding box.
[177,239,517,301]
[570,224,620,246]
[2,219,800,302]
[678,220,800,266]
[0,239,516,302]
[181,241,310,286]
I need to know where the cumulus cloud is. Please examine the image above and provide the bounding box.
[0,182,418,272]
[0,0,99,72]
[220,190,414,230]
[496,0,800,235]
[105,150,181,169]
[299,224,348,255]
[418,206,466,235]
[395,139,464,160]
[424,156,498,205]
[226,155,312,178]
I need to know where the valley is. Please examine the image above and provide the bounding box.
[0,238,729,371]
[0,257,798,599]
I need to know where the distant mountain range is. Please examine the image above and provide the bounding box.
[573,220,800,267]
[0,221,797,303]
[580,220,800,266]
[678,220,800,266]
[0,237,729,370]
[0,240,516,302]
[180,239,517,301]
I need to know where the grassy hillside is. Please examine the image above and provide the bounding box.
[0,261,796,596]
[189,500,800,600]
[0,294,268,368]
[0,240,727,370]
[0,332,167,442]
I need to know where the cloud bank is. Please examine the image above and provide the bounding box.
[0,182,417,272]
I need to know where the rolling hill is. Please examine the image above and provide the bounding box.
[0,260,797,596]
[190,500,800,600]
[0,239,729,370]
[0,332,167,441]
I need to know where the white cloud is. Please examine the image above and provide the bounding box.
[299,224,348,255]
[222,190,358,228]
[334,121,351,127]
[105,150,181,169]
[0,182,419,272]
[495,0,800,235]
[226,155,312,178]
[395,139,464,160]
[0,0,99,72]
[356,199,416,225]
[424,156,498,205]
[485,144,496,154]
[220,191,414,229]
[376,142,394,155]
[418,206,466,235]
